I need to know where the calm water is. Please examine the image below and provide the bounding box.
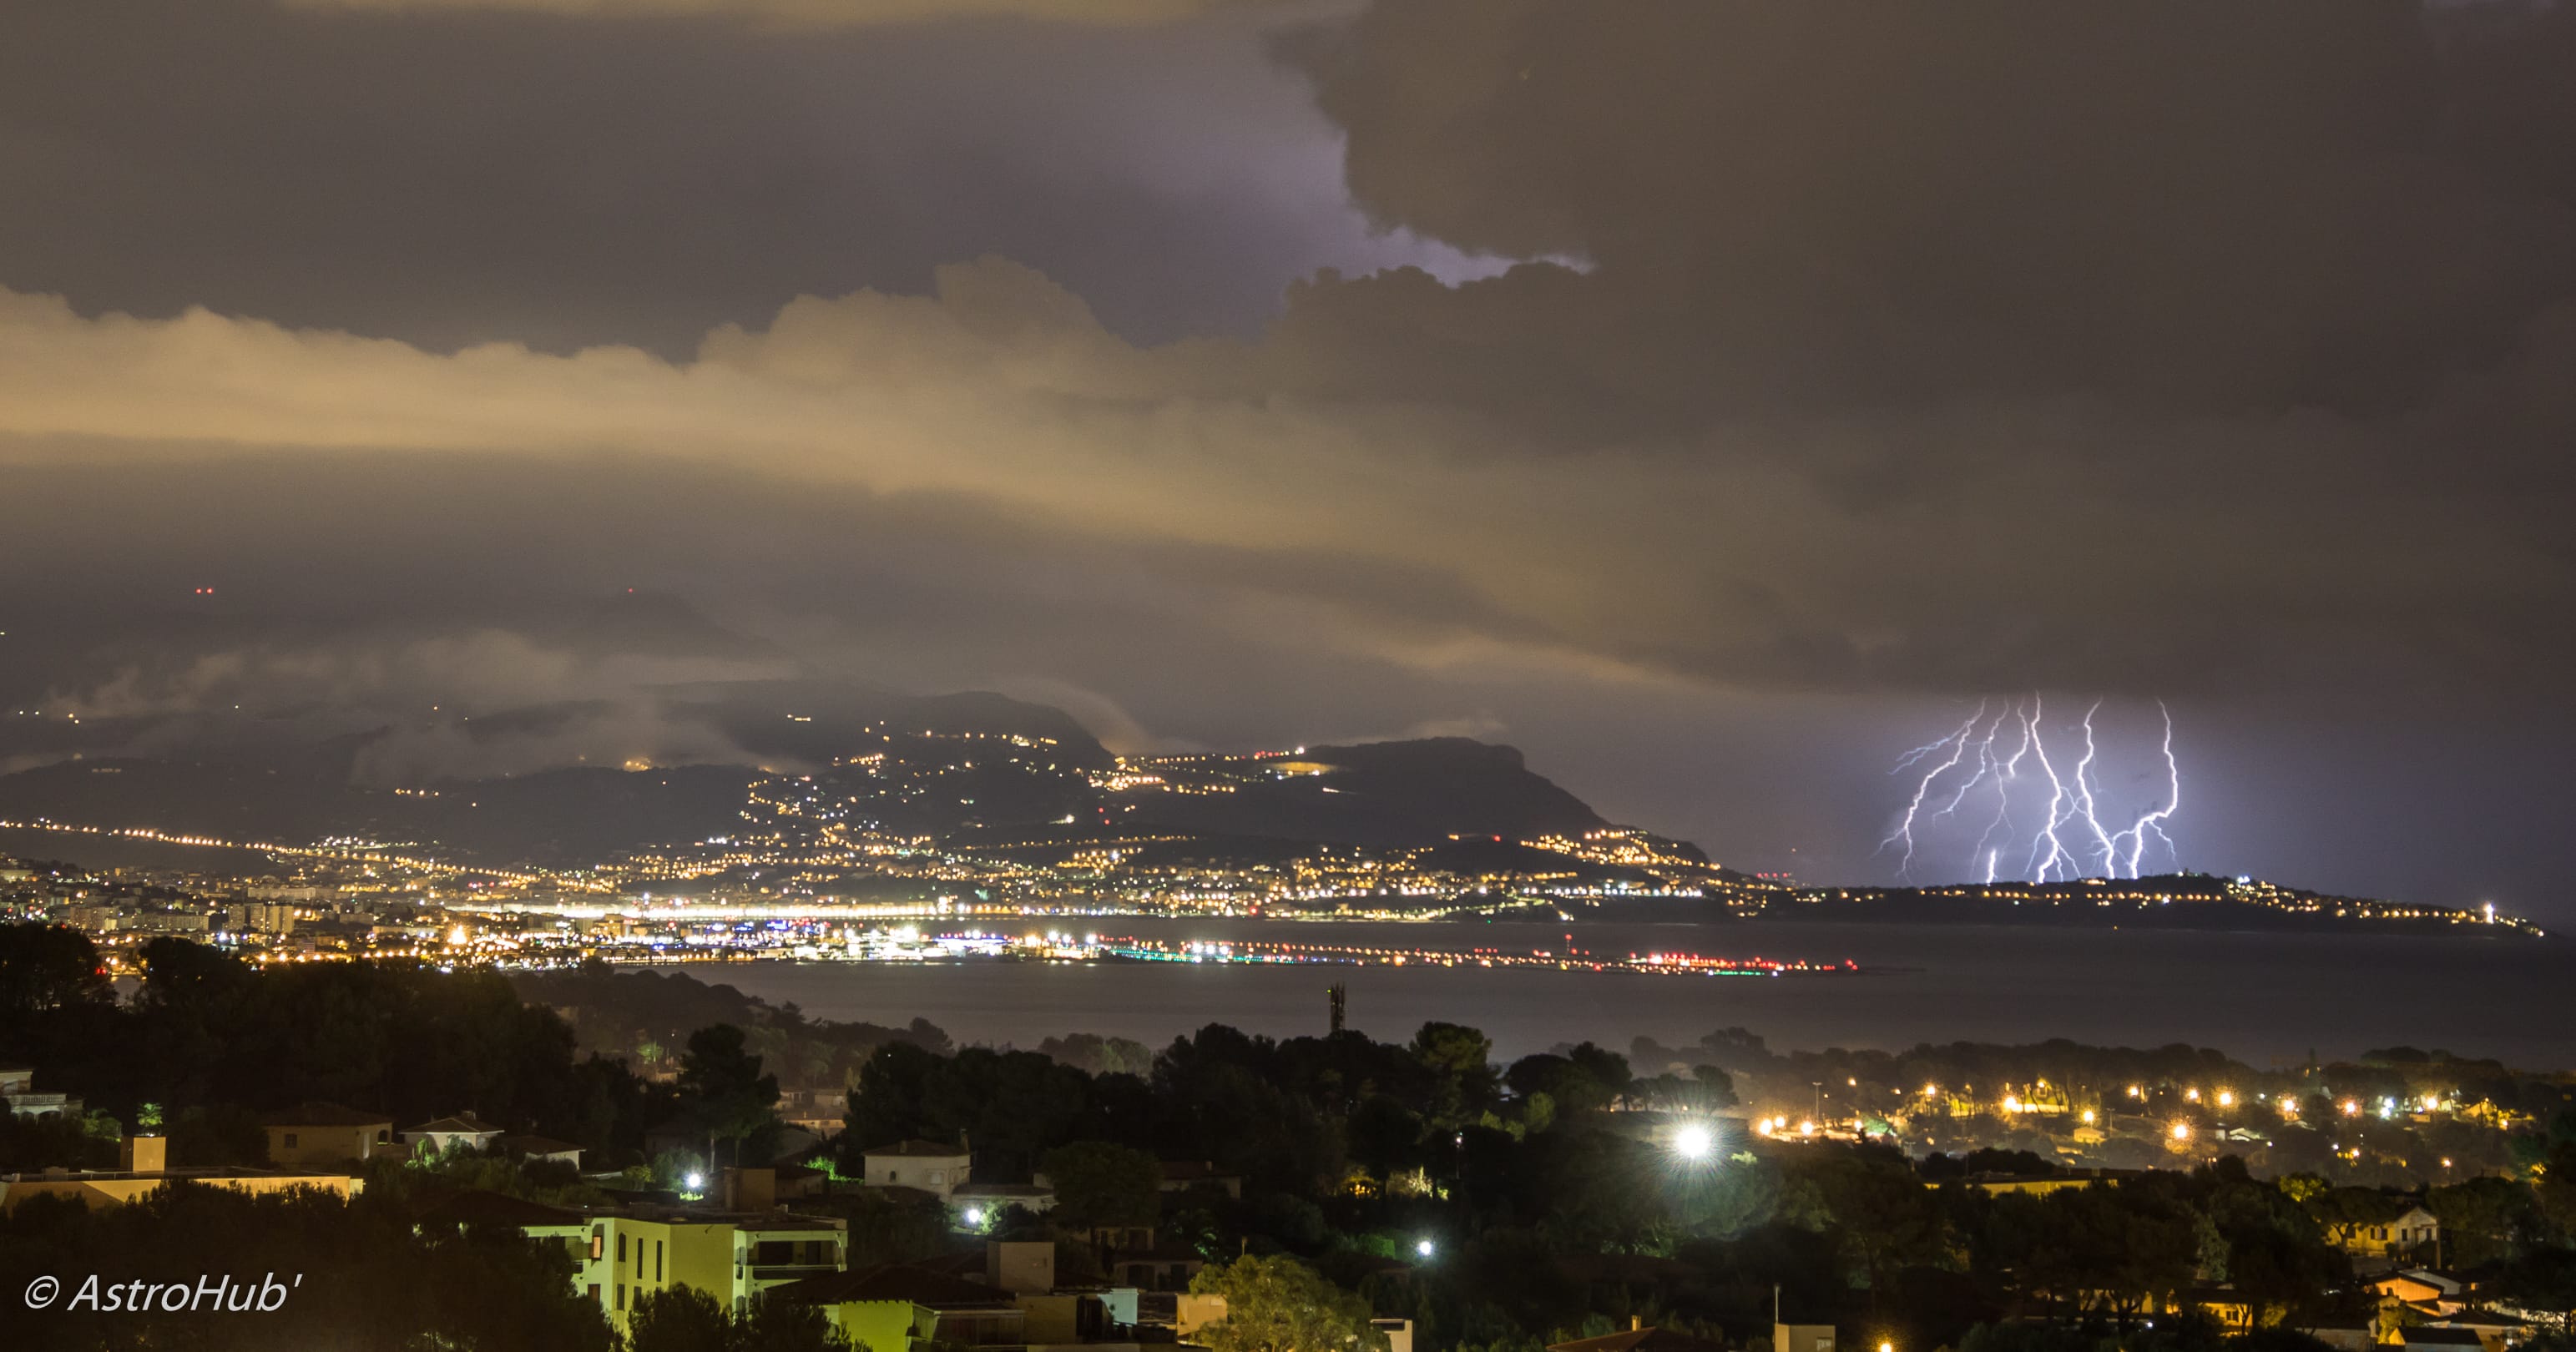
[657,919,2576,1069]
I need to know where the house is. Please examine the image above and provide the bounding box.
[261,1102,397,1166]
[2400,1328,2488,1352]
[1104,1237,1204,1293]
[2420,1314,2536,1352]
[1157,1159,1243,1199]
[1,1066,82,1122]
[953,1180,1057,1220]
[1773,1324,1836,1352]
[2376,1269,2471,1317]
[862,1139,974,1199]
[2,1134,364,1210]
[497,1133,584,1168]
[479,1187,848,1334]
[770,1261,1025,1352]
[404,1112,506,1157]
[2293,1324,2377,1352]
[2332,1205,2442,1262]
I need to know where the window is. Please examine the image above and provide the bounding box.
[617,1233,628,1262]
[655,1241,664,1283]
[586,1284,599,1304]
[283,1133,298,1149]
[616,1284,624,1311]
[636,1243,645,1278]
[590,1229,604,1260]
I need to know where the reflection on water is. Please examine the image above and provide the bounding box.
[654,918,2574,1068]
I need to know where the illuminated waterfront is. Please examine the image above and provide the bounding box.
[639,916,2576,1067]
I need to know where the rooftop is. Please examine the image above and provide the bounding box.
[865,1139,972,1158]
[770,1262,1018,1309]
[410,1112,505,1135]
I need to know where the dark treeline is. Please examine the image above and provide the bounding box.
[830,1020,2576,1352]
[1,928,679,1168]
[7,926,2576,1352]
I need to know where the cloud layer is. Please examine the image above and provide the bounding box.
[3,0,2573,907]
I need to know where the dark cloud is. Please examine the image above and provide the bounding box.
[0,0,1493,353]
[1298,0,2576,415]
[2,0,2573,912]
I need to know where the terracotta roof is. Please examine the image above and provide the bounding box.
[1549,1329,1727,1352]
[865,1139,972,1158]
[770,1263,1016,1309]
[260,1102,393,1128]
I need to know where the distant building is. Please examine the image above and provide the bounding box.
[2329,1204,2442,1262]
[2,1134,362,1210]
[260,1102,397,1167]
[457,1181,849,1334]
[862,1139,974,1199]
[1,1067,82,1122]
[1156,1159,1242,1198]
[403,1112,506,1157]
[770,1261,1025,1352]
[497,1133,585,1168]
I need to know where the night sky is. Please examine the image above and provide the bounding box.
[3,0,2573,918]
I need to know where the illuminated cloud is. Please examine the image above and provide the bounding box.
[280,0,1291,27]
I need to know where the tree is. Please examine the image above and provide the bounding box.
[630,1285,735,1352]
[679,1023,782,1166]
[1042,1140,1163,1233]
[0,922,110,1015]
[1190,1254,1389,1352]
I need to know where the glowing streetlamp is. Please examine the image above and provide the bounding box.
[1673,1122,1716,1161]
[1415,1238,1437,1259]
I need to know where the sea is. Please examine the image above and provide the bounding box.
[650,917,2576,1070]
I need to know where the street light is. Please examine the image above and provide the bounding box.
[1673,1122,1715,1161]
[684,1172,705,1191]
[964,1207,987,1228]
[1416,1238,1437,1259]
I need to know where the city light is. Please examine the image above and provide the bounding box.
[1672,1122,1715,1161]
[964,1207,987,1228]
[684,1172,705,1190]
[1416,1238,1436,1259]
[2169,1122,2191,1141]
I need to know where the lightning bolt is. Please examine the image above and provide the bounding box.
[1968,699,2031,880]
[1877,700,1986,881]
[2109,700,2180,877]
[2070,701,2122,875]
[2021,696,2077,882]
[1885,694,2185,885]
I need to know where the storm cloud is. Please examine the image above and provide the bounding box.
[2,0,2572,911]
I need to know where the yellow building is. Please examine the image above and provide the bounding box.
[468,1185,848,1335]
[768,1262,1026,1352]
[0,1135,363,1211]
[261,1102,397,1167]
